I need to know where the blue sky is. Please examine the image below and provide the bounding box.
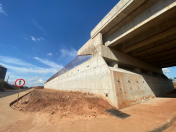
[0,0,175,87]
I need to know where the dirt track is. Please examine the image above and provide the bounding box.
[11,89,114,118]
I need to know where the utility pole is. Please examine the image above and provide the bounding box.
[7,75,10,83]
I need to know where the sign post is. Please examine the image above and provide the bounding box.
[15,79,25,103]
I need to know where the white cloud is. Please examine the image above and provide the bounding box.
[59,48,77,59]
[0,62,58,74]
[6,74,46,87]
[31,36,36,41]
[162,68,171,76]
[47,53,52,56]
[0,55,33,67]
[36,78,44,83]
[0,4,7,16]
[32,20,47,34]
[0,56,63,87]
[31,36,45,41]
[33,57,62,69]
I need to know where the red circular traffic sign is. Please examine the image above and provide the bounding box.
[15,79,25,87]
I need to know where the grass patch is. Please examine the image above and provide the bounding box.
[0,79,16,91]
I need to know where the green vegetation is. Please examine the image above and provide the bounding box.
[0,79,15,91]
[169,77,176,81]
[170,78,173,81]
[0,68,2,75]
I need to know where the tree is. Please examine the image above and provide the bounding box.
[0,69,2,76]
[174,77,176,80]
[170,78,173,81]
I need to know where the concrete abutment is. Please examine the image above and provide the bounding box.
[45,0,175,109]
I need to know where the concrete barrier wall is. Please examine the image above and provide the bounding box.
[110,67,174,109]
[45,55,174,109]
[44,55,118,107]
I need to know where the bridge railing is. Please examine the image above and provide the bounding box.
[45,55,92,83]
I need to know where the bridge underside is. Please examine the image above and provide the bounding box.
[108,7,176,68]
[45,0,176,109]
[102,0,176,68]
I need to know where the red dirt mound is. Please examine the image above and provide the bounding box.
[33,86,44,89]
[11,89,114,118]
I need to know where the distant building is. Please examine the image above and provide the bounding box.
[0,65,7,80]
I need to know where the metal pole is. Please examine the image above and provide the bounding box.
[7,75,9,83]
[17,87,20,103]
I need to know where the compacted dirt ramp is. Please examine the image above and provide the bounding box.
[11,89,114,118]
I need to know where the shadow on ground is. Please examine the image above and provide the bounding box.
[159,89,176,98]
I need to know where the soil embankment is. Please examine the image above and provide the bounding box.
[11,89,114,118]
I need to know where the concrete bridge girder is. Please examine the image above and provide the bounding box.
[45,0,175,109]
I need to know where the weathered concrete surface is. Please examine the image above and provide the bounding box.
[91,0,147,38]
[45,54,174,108]
[45,55,118,107]
[102,0,176,68]
[110,67,174,109]
[79,0,176,68]
[104,0,176,47]
[77,33,103,56]
[101,45,163,74]
[45,0,175,109]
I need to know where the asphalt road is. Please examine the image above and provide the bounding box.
[0,89,31,98]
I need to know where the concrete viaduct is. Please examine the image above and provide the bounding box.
[45,0,176,109]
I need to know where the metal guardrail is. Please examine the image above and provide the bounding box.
[46,55,92,83]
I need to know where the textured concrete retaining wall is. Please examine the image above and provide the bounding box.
[110,67,174,109]
[44,55,174,108]
[45,55,118,106]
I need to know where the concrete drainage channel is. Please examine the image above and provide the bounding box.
[106,109,131,119]
[9,90,32,108]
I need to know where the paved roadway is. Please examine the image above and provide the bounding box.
[0,89,31,98]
